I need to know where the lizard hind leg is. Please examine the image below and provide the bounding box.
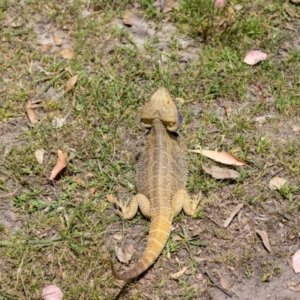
[107,193,151,220]
[171,189,201,218]
[183,192,201,217]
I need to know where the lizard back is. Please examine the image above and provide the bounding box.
[137,118,186,212]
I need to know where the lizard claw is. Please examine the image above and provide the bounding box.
[190,192,202,215]
[107,194,130,218]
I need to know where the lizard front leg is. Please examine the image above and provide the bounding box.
[171,189,201,217]
[107,193,151,219]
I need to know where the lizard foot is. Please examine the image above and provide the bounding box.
[190,192,202,215]
[107,194,136,219]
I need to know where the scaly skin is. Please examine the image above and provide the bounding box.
[107,87,201,281]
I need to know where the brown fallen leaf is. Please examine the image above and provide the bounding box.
[52,31,62,46]
[256,229,271,252]
[123,10,133,26]
[292,125,300,132]
[269,176,287,190]
[220,276,230,290]
[10,17,24,28]
[191,227,205,237]
[35,149,45,164]
[162,0,180,13]
[73,175,85,187]
[284,2,299,17]
[292,249,300,273]
[189,149,245,166]
[244,50,267,65]
[49,150,68,180]
[65,74,78,92]
[60,48,76,60]
[26,107,39,124]
[203,165,240,180]
[223,203,243,228]
[26,100,40,123]
[52,117,67,128]
[223,101,232,117]
[115,245,135,264]
[289,285,300,292]
[170,266,188,280]
[112,234,123,241]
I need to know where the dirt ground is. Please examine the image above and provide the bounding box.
[1,0,300,299]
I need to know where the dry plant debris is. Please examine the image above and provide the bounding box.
[269,176,288,190]
[223,203,243,228]
[244,50,268,65]
[202,165,240,179]
[170,266,188,280]
[35,149,45,164]
[49,150,68,180]
[189,149,245,166]
[65,74,78,93]
[115,245,135,264]
[256,229,272,252]
[292,250,300,274]
[25,101,39,124]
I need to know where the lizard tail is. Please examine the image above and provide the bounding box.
[111,214,172,281]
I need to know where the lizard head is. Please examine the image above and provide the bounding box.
[140,87,182,132]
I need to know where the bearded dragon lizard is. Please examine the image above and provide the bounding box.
[107,87,200,281]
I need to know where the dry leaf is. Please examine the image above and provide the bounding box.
[189,149,245,166]
[220,277,230,290]
[115,245,135,264]
[170,266,188,280]
[49,150,68,180]
[292,249,300,273]
[191,227,205,237]
[215,0,226,8]
[35,149,45,164]
[113,234,123,241]
[26,107,39,124]
[256,229,271,252]
[288,281,300,292]
[223,101,232,117]
[244,50,267,65]
[269,176,287,190]
[65,74,78,92]
[42,285,63,300]
[162,0,180,13]
[52,117,66,128]
[234,4,243,10]
[123,10,133,26]
[292,125,300,132]
[60,48,76,60]
[203,165,240,180]
[289,285,300,292]
[52,31,62,46]
[223,203,243,228]
[73,175,85,187]
[10,17,24,28]
[284,2,299,17]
